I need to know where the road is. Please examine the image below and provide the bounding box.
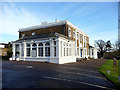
[2,59,117,89]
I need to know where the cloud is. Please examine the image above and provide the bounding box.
[0,2,52,37]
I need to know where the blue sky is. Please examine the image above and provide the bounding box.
[0,2,118,46]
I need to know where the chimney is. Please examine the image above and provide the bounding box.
[55,19,59,22]
[41,22,48,25]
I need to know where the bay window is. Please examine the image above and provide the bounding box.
[38,43,43,57]
[45,42,50,57]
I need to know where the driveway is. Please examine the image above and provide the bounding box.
[2,59,117,89]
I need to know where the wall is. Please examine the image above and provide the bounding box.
[58,37,76,64]
[19,25,66,38]
[0,48,8,56]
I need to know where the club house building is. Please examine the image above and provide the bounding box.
[10,20,98,64]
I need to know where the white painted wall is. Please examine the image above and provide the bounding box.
[58,37,76,64]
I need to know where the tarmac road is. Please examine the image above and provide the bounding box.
[2,59,117,89]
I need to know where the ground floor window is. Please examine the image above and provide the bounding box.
[32,48,37,57]
[92,49,94,55]
[54,47,56,56]
[64,48,65,56]
[21,44,24,56]
[38,47,43,56]
[66,48,68,56]
[27,48,30,56]
[81,49,82,57]
[69,48,71,56]
[77,48,79,56]
[45,47,50,57]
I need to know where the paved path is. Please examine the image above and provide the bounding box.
[2,59,117,89]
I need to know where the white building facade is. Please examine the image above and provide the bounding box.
[10,20,97,64]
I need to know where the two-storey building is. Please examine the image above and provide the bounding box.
[10,20,97,64]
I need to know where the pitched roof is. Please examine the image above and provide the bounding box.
[14,32,73,43]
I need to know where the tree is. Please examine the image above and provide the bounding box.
[94,40,112,58]
[7,42,13,58]
[112,40,120,51]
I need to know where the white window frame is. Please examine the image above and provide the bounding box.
[80,35,82,41]
[38,43,43,57]
[32,32,35,35]
[26,44,30,57]
[68,28,71,37]
[45,42,50,57]
[73,31,75,38]
[77,48,79,56]
[22,34,25,38]
[63,42,66,56]
[32,43,37,57]
[54,41,56,57]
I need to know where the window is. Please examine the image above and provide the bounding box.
[77,48,79,56]
[32,32,35,35]
[77,33,79,40]
[26,44,30,56]
[69,48,71,56]
[22,34,25,38]
[73,31,75,38]
[4,52,7,56]
[54,41,56,45]
[32,43,37,57]
[68,28,71,37]
[81,49,82,57]
[54,47,56,56]
[45,42,50,57]
[92,49,94,55]
[80,35,82,41]
[38,43,43,57]
[69,44,71,56]
[54,41,56,57]
[61,41,62,57]
[66,48,68,56]
[84,36,85,42]
[63,42,66,56]
[64,48,65,56]
[21,44,24,56]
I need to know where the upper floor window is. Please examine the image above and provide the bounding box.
[32,32,35,35]
[77,33,79,40]
[80,35,82,41]
[68,28,71,37]
[73,31,75,38]
[84,36,85,42]
[22,34,25,38]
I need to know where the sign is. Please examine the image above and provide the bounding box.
[113,58,117,72]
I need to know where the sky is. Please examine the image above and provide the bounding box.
[0,2,118,46]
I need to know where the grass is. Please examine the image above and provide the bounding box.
[99,59,120,89]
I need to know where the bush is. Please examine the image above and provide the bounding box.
[103,51,120,59]
[0,56,9,60]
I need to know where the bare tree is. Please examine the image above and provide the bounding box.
[112,40,120,51]
[94,40,112,58]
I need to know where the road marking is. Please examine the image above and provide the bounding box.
[14,65,33,68]
[55,70,104,80]
[42,76,115,89]
[62,66,99,73]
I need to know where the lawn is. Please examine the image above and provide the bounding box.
[99,59,120,89]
